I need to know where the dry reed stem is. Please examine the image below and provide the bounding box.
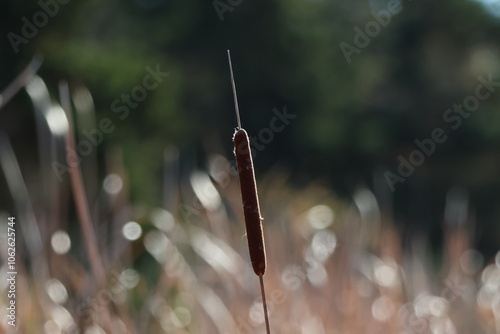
[59,81,115,334]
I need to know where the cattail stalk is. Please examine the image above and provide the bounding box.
[228,50,270,333]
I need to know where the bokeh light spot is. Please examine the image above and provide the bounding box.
[103,174,123,195]
[51,230,71,255]
[307,205,335,229]
[122,221,142,241]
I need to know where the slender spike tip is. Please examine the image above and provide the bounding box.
[227,50,242,129]
[259,274,271,334]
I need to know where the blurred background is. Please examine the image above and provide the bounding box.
[1,0,500,333]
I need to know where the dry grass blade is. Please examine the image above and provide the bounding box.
[0,133,47,275]
[189,226,252,291]
[0,132,56,331]
[0,54,43,110]
[26,76,69,236]
[59,81,115,333]
[72,86,100,208]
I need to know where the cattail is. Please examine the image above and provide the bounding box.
[233,128,267,275]
[228,50,271,333]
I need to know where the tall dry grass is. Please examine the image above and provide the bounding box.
[0,74,499,334]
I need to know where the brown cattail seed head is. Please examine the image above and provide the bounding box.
[233,128,266,276]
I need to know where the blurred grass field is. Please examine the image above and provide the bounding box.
[0,74,499,333]
[3,0,500,333]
